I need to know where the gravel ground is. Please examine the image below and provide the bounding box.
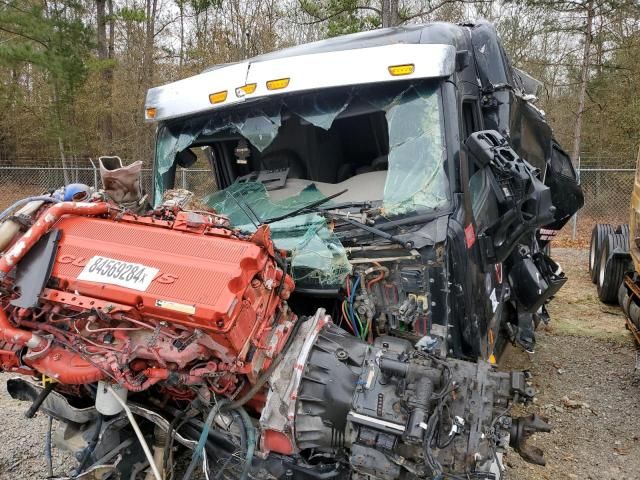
[502,248,640,479]
[0,248,638,479]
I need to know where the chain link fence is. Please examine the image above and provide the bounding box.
[0,160,634,244]
[571,167,635,241]
[0,164,216,210]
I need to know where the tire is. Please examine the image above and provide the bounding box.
[629,301,640,328]
[617,223,630,240]
[622,291,631,317]
[590,224,615,283]
[597,234,628,303]
[618,281,629,311]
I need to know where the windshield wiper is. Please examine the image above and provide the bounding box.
[319,200,372,211]
[326,212,415,249]
[226,190,263,228]
[263,189,348,224]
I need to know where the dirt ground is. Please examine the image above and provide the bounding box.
[502,248,640,479]
[0,248,639,479]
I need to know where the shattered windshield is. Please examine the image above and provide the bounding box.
[153,80,448,287]
[204,182,351,287]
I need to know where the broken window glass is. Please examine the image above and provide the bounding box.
[204,182,351,288]
[153,80,449,287]
[228,105,282,152]
[154,108,283,203]
[381,84,448,214]
[285,90,351,130]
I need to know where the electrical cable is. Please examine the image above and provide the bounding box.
[340,301,356,334]
[209,410,248,478]
[107,386,162,480]
[163,409,186,478]
[224,313,306,411]
[75,415,103,477]
[235,406,255,480]
[349,276,361,337]
[45,416,53,478]
[182,398,230,480]
[353,310,365,339]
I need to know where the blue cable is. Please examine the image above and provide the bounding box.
[182,399,229,480]
[349,276,360,336]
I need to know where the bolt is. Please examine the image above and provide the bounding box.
[335,348,348,361]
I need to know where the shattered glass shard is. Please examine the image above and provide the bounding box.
[382,84,448,214]
[204,182,351,287]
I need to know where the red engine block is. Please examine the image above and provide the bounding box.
[0,201,296,400]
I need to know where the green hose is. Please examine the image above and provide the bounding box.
[181,399,229,480]
[236,406,256,480]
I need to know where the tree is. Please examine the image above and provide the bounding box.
[297,0,487,34]
[96,0,115,145]
[510,0,635,163]
[0,0,94,173]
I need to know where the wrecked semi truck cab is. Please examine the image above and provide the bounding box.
[0,22,582,480]
[149,22,583,357]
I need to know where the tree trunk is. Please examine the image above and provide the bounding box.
[571,0,594,165]
[96,0,108,60]
[96,0,113,145]
[143,0,158,88]
[381,0,399,28]
[179,0,184,68]
[58,137,71,185]
[108,0,114,59]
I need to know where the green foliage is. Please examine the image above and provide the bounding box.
[190,0,222,15]
[0,0,94,145]
[0,0,636,167]
[299,0,380,37]
[118,7,146,23]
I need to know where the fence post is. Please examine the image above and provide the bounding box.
[88,158,99,190]
[181,168,187,189]
[572,158,581,240]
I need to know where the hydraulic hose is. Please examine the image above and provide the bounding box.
[0,196,59,223]
[236,406,255,480]
[0,306,47,350]
[182,398,230,480]
[0,201,110,275]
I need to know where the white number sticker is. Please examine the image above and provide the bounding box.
[77,256,159,292]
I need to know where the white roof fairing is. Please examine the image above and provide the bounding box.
[144,43,456,123]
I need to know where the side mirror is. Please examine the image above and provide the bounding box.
[464,130,507,168]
